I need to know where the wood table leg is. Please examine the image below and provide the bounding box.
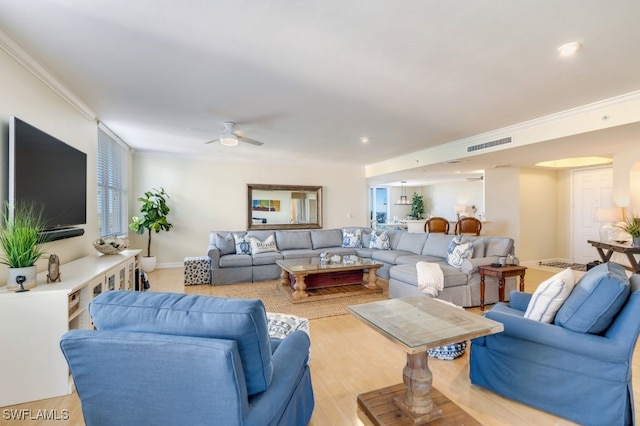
[292,273,309,299]
[364,268,381,291]
[393,351,442,423]
[498,277,505,302]
[279,268,289,287]
[519,273,525,292]
[480,273,486,311]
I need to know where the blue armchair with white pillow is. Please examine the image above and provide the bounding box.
[60,291,314,426]
[470,262,640,426]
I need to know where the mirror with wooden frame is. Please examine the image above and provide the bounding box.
[247,184,323,230]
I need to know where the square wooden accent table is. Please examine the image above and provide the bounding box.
[349,297,504,425]
[477,264,527,311]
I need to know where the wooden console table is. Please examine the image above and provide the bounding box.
[587,240,640,273]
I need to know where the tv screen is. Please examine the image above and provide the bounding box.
[9,117,87,230]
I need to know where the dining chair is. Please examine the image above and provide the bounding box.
[455,217,482,235]
[424,217,450,234]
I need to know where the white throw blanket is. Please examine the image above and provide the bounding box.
[416,261,444,296]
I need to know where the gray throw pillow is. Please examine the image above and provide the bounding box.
[215,233,236,255]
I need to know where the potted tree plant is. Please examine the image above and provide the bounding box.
[0,203,47,291]
[129,188,173,272]
[410,193,425,220]
[617,212,640,247]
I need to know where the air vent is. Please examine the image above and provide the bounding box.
[467,137,512,153]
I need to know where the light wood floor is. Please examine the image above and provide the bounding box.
[4,267,638,425]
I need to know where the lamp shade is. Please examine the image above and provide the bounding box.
[594,207,624,223]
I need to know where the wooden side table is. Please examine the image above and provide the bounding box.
[478,265,527,311]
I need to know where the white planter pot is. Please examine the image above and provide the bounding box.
[139,256,157,273]
[6,266,38,291]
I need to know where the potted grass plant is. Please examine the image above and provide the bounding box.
[617,212,640,247]
[0,203,47,291]
[129,188,173,272]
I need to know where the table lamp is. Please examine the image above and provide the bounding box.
[594,207,624,241]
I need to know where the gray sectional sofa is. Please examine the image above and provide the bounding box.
[206,228,516,307]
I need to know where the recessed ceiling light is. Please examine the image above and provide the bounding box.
[557,42,582,57]
[536,157,611,168]
[360,137,369,143]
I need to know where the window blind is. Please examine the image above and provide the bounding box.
[97,123,129,238]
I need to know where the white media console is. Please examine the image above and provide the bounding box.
[0,250,141,407]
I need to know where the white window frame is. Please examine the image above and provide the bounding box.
[97,123,130,238]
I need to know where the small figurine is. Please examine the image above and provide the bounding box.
[47,254,61,283]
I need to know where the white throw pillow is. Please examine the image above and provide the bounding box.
[342,229,362,248]
[249,234,278,254]
[446,238,473,268]
[233,233,252,255]
[524,267,576,323]
[369,231,390,250]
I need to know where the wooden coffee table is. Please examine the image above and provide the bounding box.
[276,256,382,301]
[349,297,504,425]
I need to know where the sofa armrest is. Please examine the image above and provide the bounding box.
[207,245,221,269]
[245,331,312,424]
[460,256,500,274]
[484,309,629,361]
[508,291,531,311]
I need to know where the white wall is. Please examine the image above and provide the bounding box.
[130,154,367,266]
[518,168,558,262]
[424,181,484,221]
[0,48,97,285]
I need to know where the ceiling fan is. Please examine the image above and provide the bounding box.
[204,122,264,147]
[466,175,484,182]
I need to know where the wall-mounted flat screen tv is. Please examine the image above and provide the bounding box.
[8,117,87,232]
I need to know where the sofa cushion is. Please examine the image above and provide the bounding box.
[421,234,455,256]
[215,232,236,255]
[369,230,390,249]
[89,291,273,396]
[396,233,429,255]
[342,229,363,248]
[485,238,513,257]
[447,238,473,268]
[310,229,343,249]
[233,233,252,255]
[388,231,404,250]
[354,247,375,258]
[372,250,413,264]
[524,268,576,323]
[219,254,252,268]
[281,249,317,259]
[389,263,468,288]
[396,254,444,265]
[252,250,284,266]
[249,234,278,254]
[469,237,486,258]
[275,231,312,250]
[554,262,630,334]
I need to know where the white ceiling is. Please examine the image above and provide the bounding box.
[1,1,639,184]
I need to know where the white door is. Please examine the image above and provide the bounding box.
[572,167,614,264]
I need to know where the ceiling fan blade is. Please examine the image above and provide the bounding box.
[237,135,264,146]
[204,138,220,145]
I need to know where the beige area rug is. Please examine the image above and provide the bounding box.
[186,280,389,320]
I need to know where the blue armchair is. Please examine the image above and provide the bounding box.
[470,263,640,426]
[60,291,314,426]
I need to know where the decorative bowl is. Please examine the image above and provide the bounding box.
[93,238,127,255]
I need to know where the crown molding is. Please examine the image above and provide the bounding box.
[366,90,640,177]
[448,90,640,151]
[0,28,96,121]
